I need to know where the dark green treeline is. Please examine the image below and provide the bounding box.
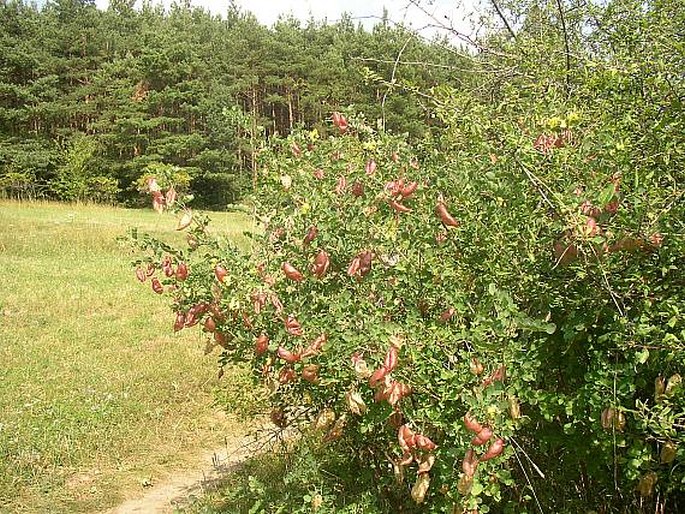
[0,0,468,208]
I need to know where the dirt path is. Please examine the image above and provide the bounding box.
[104,435,254,514]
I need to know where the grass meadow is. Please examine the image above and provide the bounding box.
[0,201,255,513]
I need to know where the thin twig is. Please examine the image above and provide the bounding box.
[407,0,511,57]
[509,436,546,479]
[511,440,545,514]
[490,0,518,41]
[353,55,521,77]
[589,245,626,317]
[612,358,619,492]
[553,0,572,96]
[354,56,460,70]
[551,242,574,270]
[381,36,414,131]
[514,156,558,213]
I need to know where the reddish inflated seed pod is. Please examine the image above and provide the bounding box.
[175,262,188,281]
[388,381,411,406]
[401,181,418,198]
[279,366,297,384]
[184,312,197,327]
[208,304,224,322]
[285,314,303,337]
[303,225,318,247]
[173,311,186,332]
[385,179,401,196]
[176,262,188,282]
[188,302,209,318]
[214,331,227,348]
[252,291,267,314]
[365,159,377,176]
[604,199,619,215]
[351,181,365,198]
[384,345,398,372]
[242,312,253,330]
[151,277,164,294]
[277,346,301,364]
[389,199,411,213]
[312,251,330,279]
[464,412,483,434]
[481,438,505,461]
[271,294,284,315]
[282,262,304,282]
[302,333,327,358]
[151,191,165,213]
[165,186,177,207]
[369,366,388,388]
[439,307,455,323]
[186,233,199,250]
[214,264,228,283]
[203,317,217,333]
[436,201,459,228]
[398,425,416,452]
[332,112,348,133]
[255,334,269,356]
[358,251,373,277]
[162,256,174,277]
[301,364,320,383]
[482,365,506,387]
[415,434,437,451]
[472,426,493,446]
[335,175,347,195]
[347,256,361,277]
[462,449,479,477]
[374,381,391,403]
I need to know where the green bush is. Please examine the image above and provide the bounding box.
[131,104,683,512]
[190,171,244,210]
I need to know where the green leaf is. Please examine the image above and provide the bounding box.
[598,183,616,206]
[636,349,649,365]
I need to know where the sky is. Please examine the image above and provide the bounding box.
[91,0,482,40]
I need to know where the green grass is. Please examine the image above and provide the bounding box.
[0,200,255,513]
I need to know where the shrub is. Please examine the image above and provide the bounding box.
[131,103,683,512]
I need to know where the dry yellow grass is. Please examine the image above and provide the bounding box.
[0,201,255,513]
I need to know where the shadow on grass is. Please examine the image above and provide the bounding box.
[178,433,427,514]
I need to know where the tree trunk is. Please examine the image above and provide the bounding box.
[251,86,258,190]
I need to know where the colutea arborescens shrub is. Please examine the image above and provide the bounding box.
[132,111,683,513]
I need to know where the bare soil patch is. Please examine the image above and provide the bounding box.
[103,434,254,514]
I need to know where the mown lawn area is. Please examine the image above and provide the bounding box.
[0,201,254,513]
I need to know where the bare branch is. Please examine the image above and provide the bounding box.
[406,0,513,58]
[511,439,546,514]
[381,36,414,130]
[554,0,572,95]
[352,56,522,78]
[509,436,546,479]
[490,0,518,41]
